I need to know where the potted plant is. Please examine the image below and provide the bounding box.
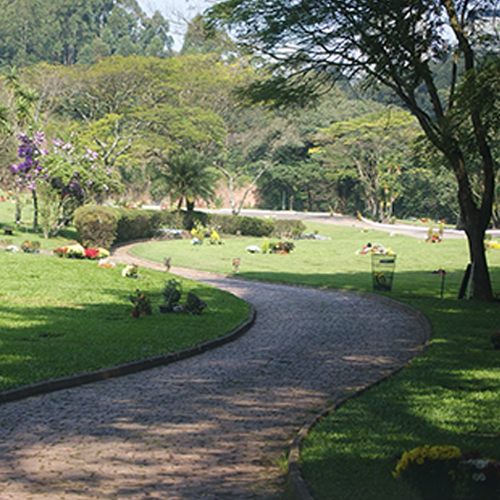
[128,289,152,318]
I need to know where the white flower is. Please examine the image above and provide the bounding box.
[472,473,486,482]
[472,459,490,470]
[246,245,261,253]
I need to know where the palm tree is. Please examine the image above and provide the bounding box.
[151,150,216,212]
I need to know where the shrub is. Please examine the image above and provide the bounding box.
[114,208,165,244]
[185,292,207,315]
[238,215,275,236]
[209,214,275,237]
[73,205,118,249]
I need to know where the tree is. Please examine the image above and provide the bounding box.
[181,14,236,57]
[149,150,216,212]
[209,0,500,300]
[0,0,173,68]
[316,107,418,221]
[0,70,39,225]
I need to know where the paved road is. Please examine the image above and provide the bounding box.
[0,246,429,500]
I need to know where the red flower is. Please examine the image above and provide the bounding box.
[84,248,99,259]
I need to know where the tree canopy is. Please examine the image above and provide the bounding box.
[0,0,173,68]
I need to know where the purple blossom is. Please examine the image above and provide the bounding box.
[11,131,46,191]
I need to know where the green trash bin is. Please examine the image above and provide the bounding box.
[371,254,396,291]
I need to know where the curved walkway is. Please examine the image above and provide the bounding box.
[0,245,429,500]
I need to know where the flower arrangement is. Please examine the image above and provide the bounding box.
[485,240,500,249]
[394,446,500,500]
[128,289,152,318]
[122,264,139,278]
[54,244,109,260]
[270,241,295,254]
[426,224,444,243]
[457,451,500,500]
[190,224,205,245]
[21,240,41,253]
[98,259,115,269]
[393,445,462,500]
[359,242,394,255]
[209,228,222,245]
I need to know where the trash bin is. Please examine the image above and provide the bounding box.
[371,254,396,291]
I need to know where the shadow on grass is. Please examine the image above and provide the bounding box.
[296,282,500,500]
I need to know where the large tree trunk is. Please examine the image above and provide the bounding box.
[464,223,492,301]
[455,152,494,301]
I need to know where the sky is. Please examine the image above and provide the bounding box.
[137,0,214,51]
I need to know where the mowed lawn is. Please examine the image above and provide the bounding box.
[0,250,249,392]
[131,222,500,300]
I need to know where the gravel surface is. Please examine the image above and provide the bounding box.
[0,246,429,500]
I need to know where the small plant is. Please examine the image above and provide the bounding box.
[21,240,41,253]
[128,289,152,318]
[261,238,271,253]
[161,279,182,312]
[185,292,207,315]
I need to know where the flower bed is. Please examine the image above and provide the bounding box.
[54,243,110,260]
[394,446,500,500]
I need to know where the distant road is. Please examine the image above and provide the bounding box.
[201,208,475,240]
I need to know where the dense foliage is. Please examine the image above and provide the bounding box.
[0,0,172,68]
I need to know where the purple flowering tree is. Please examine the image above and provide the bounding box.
[10,131,48,233]
[10,131,122,237]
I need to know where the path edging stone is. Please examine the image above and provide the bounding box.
[287,294,433,500]
[0,305,256,405]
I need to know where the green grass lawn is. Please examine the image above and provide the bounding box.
[131,222,500,500]
[131,222,497,300]
[0,251,249,392]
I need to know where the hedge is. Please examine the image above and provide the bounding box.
[74,206,278,247]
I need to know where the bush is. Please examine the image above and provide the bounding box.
[209,214,275,237]
[114,208,165,244]
[273,219,307,238]
[73,205,118,249]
